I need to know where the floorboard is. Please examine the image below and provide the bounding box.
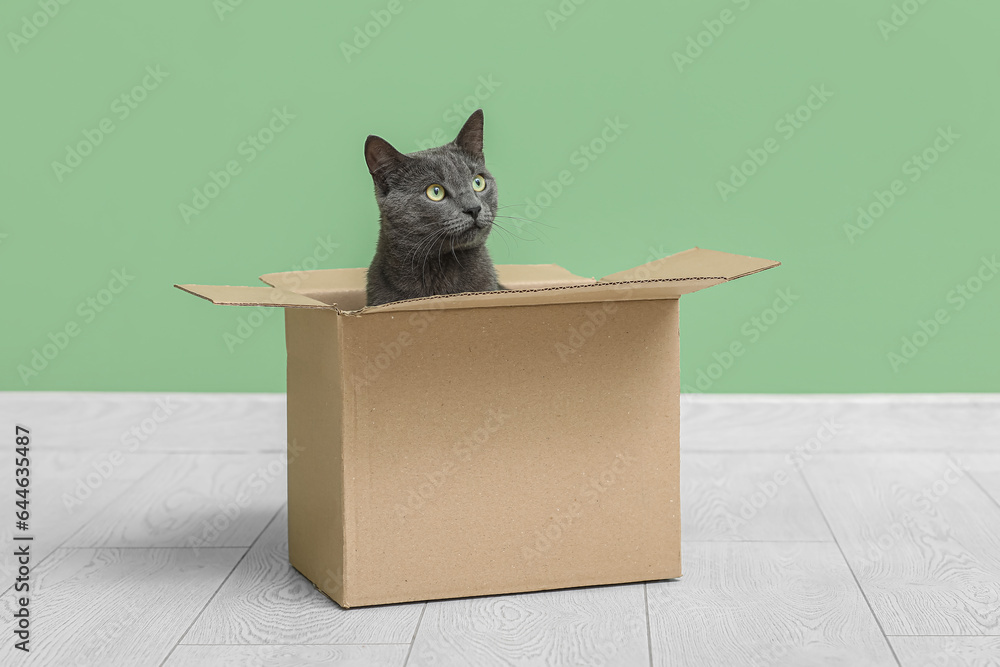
[64,453,287,549]
[183,508,423,645]
[803,453,1000,635]
[682,394,1000,452]
[0,450,164,591]
[647,542,897,666]
[3,392,998,666]
[408,584,649,667]
[163,644,410,667]
[681,453,831,541]
[2,392,286,452]
[0,547,244,667]
[890,636,1000,667]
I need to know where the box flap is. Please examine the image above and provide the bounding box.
[177,248,778,315]
[600,247,779,283]
[258,268,368,312]
[174,284,333,309]
[255,264,597,312]
[496,264,597,290]
[258,264,595,292]
[361,248,778,315]
[259,268,367,293]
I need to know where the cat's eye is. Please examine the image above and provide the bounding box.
[426,184,446,201]
[472,175,487,192]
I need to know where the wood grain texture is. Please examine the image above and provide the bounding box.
[960,454,1000,508]
[647,542,896,666]
[681,453,831,541]
[164,645,410,667]
[184,508,423,644]
[64,453,286,548]
[2,391,286,452]
[0,449,164,591]
[804,453,1000,635]
[0,547,244,667]
[408,584,648,667]
[2,393,999,666]
[891,637,1000,667]
[682,394,1000,452]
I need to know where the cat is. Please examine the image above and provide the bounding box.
[364,109,503,307]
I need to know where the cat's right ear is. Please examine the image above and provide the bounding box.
[364,135,406,192]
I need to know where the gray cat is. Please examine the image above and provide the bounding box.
[364,109,503,306]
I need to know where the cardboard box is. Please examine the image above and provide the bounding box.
[176,247,778,608]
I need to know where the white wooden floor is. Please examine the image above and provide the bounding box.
[2,393,1000,667]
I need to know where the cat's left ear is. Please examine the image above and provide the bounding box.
[453,109,484,159]
[365,135,407,192]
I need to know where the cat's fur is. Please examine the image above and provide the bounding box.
[364,109,501,307]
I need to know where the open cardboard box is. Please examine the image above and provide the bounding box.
[176,247,779,608]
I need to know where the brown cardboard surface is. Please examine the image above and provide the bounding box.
[260,263,595,293]
[358,277,726,314]
[600,246,779,283]
[174,284,331,309]
[257,264,597,313]
[284,308,347,602]
[331,300,681,606]
[176,246,776,607]
[177,248,779,315]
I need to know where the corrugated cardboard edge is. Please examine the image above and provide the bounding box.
[174,283,336,310]
[348,247,779,315]
[284,309,350,607]
[176,248,779,315]
[349,276,725,315]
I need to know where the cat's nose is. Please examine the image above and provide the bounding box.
[464,205,481,220]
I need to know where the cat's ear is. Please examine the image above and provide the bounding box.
[364,135,406,191]
[453,109,484,159]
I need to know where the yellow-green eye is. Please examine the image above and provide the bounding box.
[472,175,486,192]
[426,184,445,201]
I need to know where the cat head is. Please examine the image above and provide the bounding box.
[364,109,498,253]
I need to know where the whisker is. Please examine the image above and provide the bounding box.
[490,220,538,243]
[493,214,559,230]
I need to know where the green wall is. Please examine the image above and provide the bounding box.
[2,0,997,393]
